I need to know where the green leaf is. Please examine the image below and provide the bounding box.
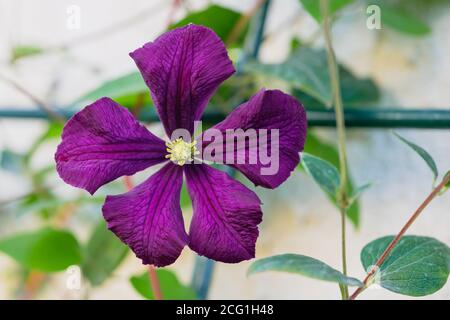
[11,45,43,62]
[245,47,379,107]
[300,0,355,22]
[82,221,129,286]
[0,149,24,173]
[75,72,147,103]
[180,184,192,209]
[348,183,372,206]
[25,122,63,163]
[441,171,450,194]
[394,132,438,183]
[361,235,450,296]
[302,132,360,226]
[301,152,340,198]
[249,254,362,287]
[337,67,380,107]
[381,5,430,36]
[245,48,330,105]
[170,5,244,45]
[0,228,82,272]
[130,269,197,300]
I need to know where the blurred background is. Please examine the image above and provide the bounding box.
[0,0,449,299]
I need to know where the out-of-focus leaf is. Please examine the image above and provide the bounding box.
[209,75,254,112]
[0,149,24,173]
[361,236,449,296]
[39,122,63,141]
[82,220,129,286]
[0,228,82,272]
[394,132,438,183]
[246,48,379,107]
[380,5,430,36]
[301,152,340,198]
[249,253,362,287]
[180,184,192,209]
[301,132,360,226]
[300,0,355,22]
[11,46,43,62]
[17,196,63,217]
[294,68,379,108]
[75,72,147,103]
[170,5,244,46]
[25,122,63,164]
[338,67,379,107]
[130,269,197,300]
[114,93,152,110]
[245,48,330,105]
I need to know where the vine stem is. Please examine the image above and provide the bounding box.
[349,174,450,300]
[123,176,163,300]
[320,0,349,299]
[225,0,265,46]
[0,73,65,123]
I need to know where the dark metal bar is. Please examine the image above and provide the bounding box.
[189,0,272,300]
[2,107,450,129]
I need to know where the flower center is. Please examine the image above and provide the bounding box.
[165,138,199,166]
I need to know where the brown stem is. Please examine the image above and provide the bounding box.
[148,266,163,300]
[225,0,265,46]
[22,271,46,299]
[349,174,450,300]
[166,0,181,28]
[122,175,163,300]
[0,73,66,123]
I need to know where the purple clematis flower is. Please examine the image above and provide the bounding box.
[55,24,307,267]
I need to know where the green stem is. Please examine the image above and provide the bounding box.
[339,207,348,299]
[320,0,349,299]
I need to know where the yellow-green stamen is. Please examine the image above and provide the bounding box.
[165,138,199,166]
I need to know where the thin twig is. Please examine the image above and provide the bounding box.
[349,174,450,300]
[166,0,182,28]
[0,73,65,123]
[225,0,265,46]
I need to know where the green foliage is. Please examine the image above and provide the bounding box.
[348,183,372,207]
[130,269,197,300]
[361,236,450,296]
[300,0,355,22]
[379,3,430,36]
[10,45,43,63]
[170,5,244,46]
[81,221,129,286]
[245,47,379,108]
[302,133,361,226]
[249,253,362,287]
[0,228,82,272]
[394,132,438,183]
[0,149,24,173]
[75,72,148,103]
[442,171,450,194]
[180,184,192,209]
[301,152,340,198]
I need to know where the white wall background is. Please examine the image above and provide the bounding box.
[0,0,449,299]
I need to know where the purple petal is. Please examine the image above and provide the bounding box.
[55,97,167,194]
[185,164,262,263]
[130,24,235,136]
[201,89,307,189]
[103,163,187,267]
